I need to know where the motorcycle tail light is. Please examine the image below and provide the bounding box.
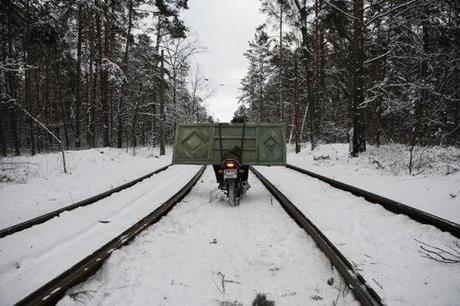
[225,162,235,168]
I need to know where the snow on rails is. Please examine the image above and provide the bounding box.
[0,165,171,239]
[285,164,460,239]
[255,165,460,305]
[0,165,204,305]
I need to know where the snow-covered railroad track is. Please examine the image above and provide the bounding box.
[56,167,360,306]
[255,166,460,305]
[251,167,382,306]
[0,165,204,306]
[286,164,460,238]
[0,165,172,239]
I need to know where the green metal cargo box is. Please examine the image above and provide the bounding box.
[172,123,286,165]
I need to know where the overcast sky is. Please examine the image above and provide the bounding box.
[183,0,265,122]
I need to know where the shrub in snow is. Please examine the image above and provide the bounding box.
[289,143,460,176]
[252,293,275,306]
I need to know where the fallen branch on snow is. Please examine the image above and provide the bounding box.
[415,239,460,263]
[69,290,97,302]
[214,272,241,293]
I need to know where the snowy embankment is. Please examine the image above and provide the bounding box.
[288,143,460,224]
[0,147,171,229]
[58,168,357,306]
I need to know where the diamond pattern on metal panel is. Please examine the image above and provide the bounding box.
[264,136,278,151]
[182,131,206,155]
[259,129,282,162]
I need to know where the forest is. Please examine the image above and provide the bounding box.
[0,0,213,156]
[0,0,459,158]
[238,0,459,156]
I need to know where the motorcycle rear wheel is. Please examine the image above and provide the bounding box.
[227,179,240,206]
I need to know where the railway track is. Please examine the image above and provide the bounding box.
[0,165,204,305]
[0,165,172,238]
[50,167,371,305]
[6,166,385,306]
[254,165,460,305]
[250,167,382,306]
[13,165,207,306]
[2,165,459,305]
[285,164,460,238]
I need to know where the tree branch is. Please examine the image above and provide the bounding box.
[14,101,67,173]
[323,0,355,20]
[365,0,417,27]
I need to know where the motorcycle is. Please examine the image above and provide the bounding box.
[213,156,250,206]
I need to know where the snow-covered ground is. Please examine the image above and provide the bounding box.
[58,168,357,306]
[0,147,171,229]
[255,166,460,306]
[287,143,460,224]
[1,144,459,305]
[0,164,201,305]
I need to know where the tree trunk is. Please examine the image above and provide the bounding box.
[294,52,301,153]
[350,0,366,156]
[100,0,111,147]
[24,0,35,155]
[259,61,264,122]
[159,50,165,155]
[172,70,177,129]
[152,104,157,145]
[368,3,387,147]
[6,27,20,155]
[293,0,315,149]
[34,67,41,153]
[56,63,70,150]
[117,0,133,148]
[44,62,52,149]
[0,104,6,156]
[94,8,103,147]
[1,29,8,156]
[10,110,20,155]
[279,3,284,123]
[312,0,324,148]
[131,83,142,154]
[75,5,83,148]
[87,13,94,147]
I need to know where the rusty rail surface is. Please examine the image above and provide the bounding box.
[286,164,460,239]
[15,165,206,306]
[250,166,384,306]
[0,165,172,238]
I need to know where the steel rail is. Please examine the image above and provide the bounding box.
[15,165,206,306]
[286,164,460,239]
[250,166,384,306]
[0,164,172,238]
